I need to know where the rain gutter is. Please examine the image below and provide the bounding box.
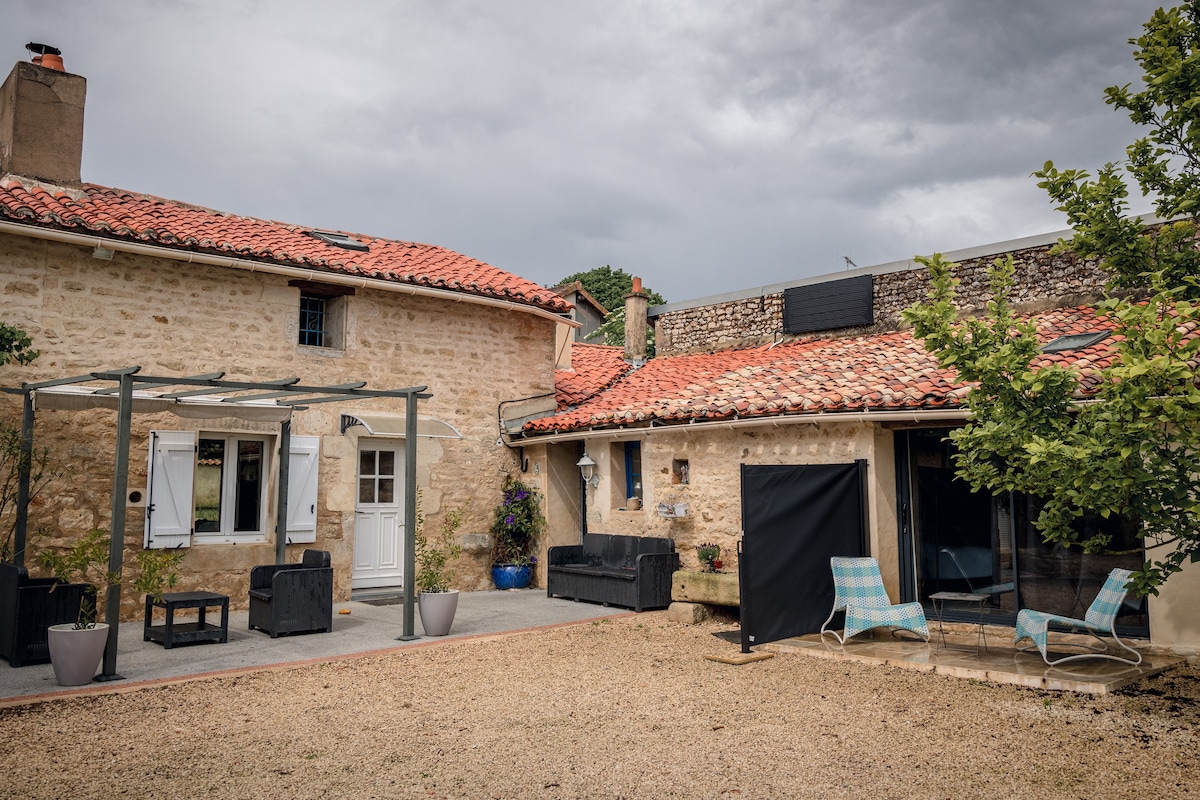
[506,407,972,446]
[0,220,579,329]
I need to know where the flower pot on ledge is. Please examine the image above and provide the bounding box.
[491,563,533,590]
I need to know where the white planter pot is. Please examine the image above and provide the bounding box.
[417,590,459,636]
[47,623,109,686]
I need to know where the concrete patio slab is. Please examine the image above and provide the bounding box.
[764,623,1184,693]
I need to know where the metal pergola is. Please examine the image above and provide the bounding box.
[4,367,433,680]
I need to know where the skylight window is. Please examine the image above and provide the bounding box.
[1040,331,1110,353]
[307,230,369,252]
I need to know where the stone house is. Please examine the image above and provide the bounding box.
[514,231,1200,653]
[0,54,572,615]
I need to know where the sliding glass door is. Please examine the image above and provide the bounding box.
[897,428,1147,635]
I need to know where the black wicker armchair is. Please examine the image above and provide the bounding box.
[0,561,88,666]
[248,549,333,637]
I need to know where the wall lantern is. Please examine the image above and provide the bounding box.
[576,452,599,487]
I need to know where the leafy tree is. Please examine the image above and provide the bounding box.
[554,265,666,312]
[553,265,666,350]
[0,321,44,562]
[903,2,1200,595]
[0,321,38,367]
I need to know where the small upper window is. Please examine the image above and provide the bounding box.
[1040,331,1110,353]
[291,281,353,351]
[307,230,369,252]
[299,293,329,347]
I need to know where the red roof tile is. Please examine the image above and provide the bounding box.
[556,343,630,410]
[527,306,1128,434]
[0,179,571,314]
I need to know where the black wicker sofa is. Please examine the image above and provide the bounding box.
[547,533,678,612]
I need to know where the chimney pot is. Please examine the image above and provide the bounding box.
[25,42,64,72]
[624,275,649,362]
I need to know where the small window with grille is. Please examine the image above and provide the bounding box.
[299,293,328,347]
[291,281,353,351]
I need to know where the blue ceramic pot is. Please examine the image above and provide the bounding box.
[491,563,533,590]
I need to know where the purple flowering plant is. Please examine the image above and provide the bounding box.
[490,474,545,566]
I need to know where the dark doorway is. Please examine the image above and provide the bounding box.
[739,461,867,651]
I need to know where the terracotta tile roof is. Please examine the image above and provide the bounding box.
[0,179,571,314]
[528,306,1124,434]
[556,343,631,410]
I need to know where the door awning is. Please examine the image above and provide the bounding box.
[340,412,463,439]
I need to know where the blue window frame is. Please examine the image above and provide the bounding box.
[624,442,643,501]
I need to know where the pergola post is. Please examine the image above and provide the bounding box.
[398,391,420,640]
[275,418,291,565]
[12,390,34,567]
[98,368,135,681]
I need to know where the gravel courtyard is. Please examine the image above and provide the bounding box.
[0,615,1196,799]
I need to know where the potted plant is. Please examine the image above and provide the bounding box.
[40,527,183,685]
[696,542,721,573]
[414,502,465,636]
[490,475,545,590]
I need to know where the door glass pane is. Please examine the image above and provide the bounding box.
[233,440,264,532]
[359,478,376,504]
[194,438,224,533]
[378,478,394,504]
[1015,498,1146,628]
[378,450,395,476]
[910,429,1015,623]
[360,450,376,476]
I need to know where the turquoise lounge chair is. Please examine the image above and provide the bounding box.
[820,556,929,644]
[1013,567,1142,666]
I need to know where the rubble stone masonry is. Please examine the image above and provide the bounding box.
[653,238,1111,355]
[0,232,556,615]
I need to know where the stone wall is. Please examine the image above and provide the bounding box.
[653,240,1109,355]
[0,231,557,616]
[558,420,901,596]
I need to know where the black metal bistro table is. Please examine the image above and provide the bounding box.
[144,591,230,649]
[929,591,989,654]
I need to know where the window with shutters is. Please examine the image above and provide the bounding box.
[144,431,320,548]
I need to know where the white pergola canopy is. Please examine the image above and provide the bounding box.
[34,384,295,422]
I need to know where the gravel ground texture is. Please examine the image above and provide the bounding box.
[0,615,1197,800]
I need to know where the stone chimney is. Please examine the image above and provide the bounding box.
[624,276,649,362]
[0,45,86,185]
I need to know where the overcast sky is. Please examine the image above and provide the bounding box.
[8,1,1167,304]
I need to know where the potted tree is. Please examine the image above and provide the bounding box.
[489,475,545,590]
[414,503,465,636]
[40,528,183,685]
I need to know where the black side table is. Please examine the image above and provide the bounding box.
[144,591,230,649]
[929,591,989,654]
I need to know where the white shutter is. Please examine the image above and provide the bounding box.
[286,436,320,544]
[144,431,196,549]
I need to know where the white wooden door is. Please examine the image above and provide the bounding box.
[352,441,405,589]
